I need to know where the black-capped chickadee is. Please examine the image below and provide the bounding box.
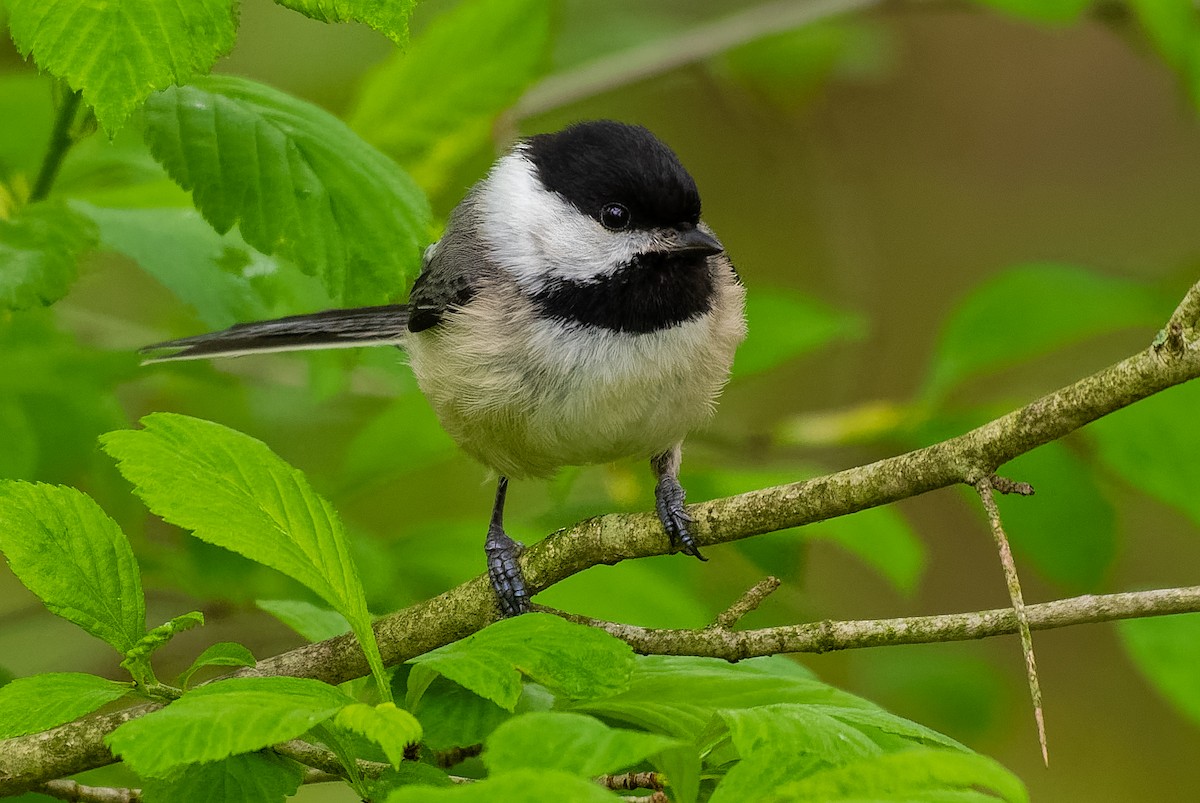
[143,120,747,617]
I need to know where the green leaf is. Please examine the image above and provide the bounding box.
[140,751,305,803]
[333,702,423,768]
[384,768,621,803]
[100,413,388,699]
[969,0,1091,24]
[179,642,257,689]
[1128,0,1200,111]
[77,204,273,329]
[734,290,865,378]
[922,264,1168,400]
[142,75,430,305]
[0,74,54,181]
[768,748,1027,802]
[276,0,416,45]
[0,482,145,653]
[993,443,1116,592]
[1086,380,1200,527]
[348,0,553,194]
[106,676,351,777]
[0,202,97,310]
[409,613,635,711]
[721,704,882,765]
[6,0,238,133]
[484,711,679,777]
[1119,614,1200,728]
[571,656,872,741]
[0,672,132,738]
[256,599,351,642]
[412,676,512,752]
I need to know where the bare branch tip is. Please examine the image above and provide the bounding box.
[713,576,782,629]
[990,475,1036,496]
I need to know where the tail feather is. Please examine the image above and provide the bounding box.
[142,304,411,363]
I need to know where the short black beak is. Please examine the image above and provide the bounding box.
[668,226,724,257]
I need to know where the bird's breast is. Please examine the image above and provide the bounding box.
[406,271,746,478]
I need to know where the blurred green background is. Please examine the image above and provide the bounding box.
[4,0,1200,800]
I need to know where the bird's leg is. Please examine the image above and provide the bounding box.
[652,444,706,561]
[484,476,530,616]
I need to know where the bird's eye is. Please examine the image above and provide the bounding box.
[600,203,631,231]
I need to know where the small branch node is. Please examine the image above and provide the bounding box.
[990,475,1035,496]
[713,576,782,629]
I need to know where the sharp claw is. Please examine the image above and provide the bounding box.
[485,525,530,617]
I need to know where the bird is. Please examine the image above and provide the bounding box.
[142,120,747,617]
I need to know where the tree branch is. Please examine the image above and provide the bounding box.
[551,586,1200,658]
[3,282,1200,793]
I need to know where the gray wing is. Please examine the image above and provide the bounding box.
[407,196,496,332]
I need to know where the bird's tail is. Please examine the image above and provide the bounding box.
[141,304,411,363]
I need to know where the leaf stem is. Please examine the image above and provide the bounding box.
[29,89,83,203]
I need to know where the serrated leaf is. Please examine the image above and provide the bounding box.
[348,0,552,194]
[721,704,882,765]
[768,748,1027,802]
[142,75,430,306]
[6,0,237,134]
[77,204,273,329]
[0,482,145,653]
[993,443,1116,592]
[179,642,257,689]
[409,613,634,711]
[0,202,97,310]
[734,290,865,378]
[1086,380,1200,527]
[0,672,132,738]
[141,750,305,803]
[571,656,873,741]
[256,598,351,642]
[412,675,512,752]
[276,0,416,45]
[484,711,679,777]
[384,768,621,803]
[106,676,351,777]
[1119,614,1200,728]
[923,264,1168,400]
[334,702,423,768]
[100,413,388,699]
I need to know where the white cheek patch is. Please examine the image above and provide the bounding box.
[478,151,654,292]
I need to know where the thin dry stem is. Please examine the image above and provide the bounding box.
[976,477,1047,765]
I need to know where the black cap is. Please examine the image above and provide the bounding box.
[524,120,702,231]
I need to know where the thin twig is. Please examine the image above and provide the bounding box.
[976,477,1046,766]
[713,577,782,629]
[274,739,392,781]
[515,0,881,118]
[29,89,82,203]
[38,780,140,803]
[554,586,1200,659]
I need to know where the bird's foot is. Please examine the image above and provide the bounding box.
[655,475,706,561]
[485,524,530,617]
